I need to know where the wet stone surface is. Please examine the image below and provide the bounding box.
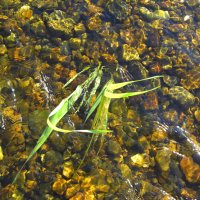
[0,0,200,199]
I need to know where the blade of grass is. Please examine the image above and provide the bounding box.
[108,75,163,90]
[63,66,90,88]
[104,85,161,98]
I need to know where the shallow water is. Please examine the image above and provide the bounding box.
[0,0,200,199]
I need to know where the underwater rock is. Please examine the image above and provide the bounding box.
[0,0,21,8]
[181,66,200,90]
[69,192,84,200]
[155,148,172,172]
[128,61,148,80]
[118,163,132,178]
[69,38,81,50]
[163,75,178,87]
[0,184,24,200]
[31,20,47,37]
[74,23,86,35]
[30,0,59,9]
[49,132,68,152]
[0,44,7,55]
[168,86,195,107]
[62,161,74,179]
[106,0,132,21]
[0,146,3,160]
[192,152,200,165]
[41,150,63,169]
[180,188,197,200]
[139,7,170,20]
[131,153,150,168]
[110,99,127,118]
[143,92,159,111]
[122,44,140,61]
[107,140,122,155]
[28,110,49,139]
[186,0,200,7]
[52,178,67,195]
[151,128,168,142]
[4,32,17,48]
[87,15,103,32]
[16,5,33,25]
[162,109,179,124]
[65,184,80,199]
[0,164,9,178]
[194,109,200,122]
[45,10,75,38]
[180,156,200,183]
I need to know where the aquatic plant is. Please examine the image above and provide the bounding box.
[13,64,162,183]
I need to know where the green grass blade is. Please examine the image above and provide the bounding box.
[108,75,163,90]
[84,87,104,123]
[13,86,83,184]
[63,66,90,88]
[104,85,161,98]
[84,80,113,123]
[87,68,102,105]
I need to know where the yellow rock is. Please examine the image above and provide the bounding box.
[131,153,150,168]
[52,178,67,195]
[119,164,132,178]
[180,156,200,183]
[151,129,167,142]
[69,192,84,200]
[96,184,110,193]
[155,148,171,172]
[65,184,80,198]
[62,162,74,179]
[0,146,3,160]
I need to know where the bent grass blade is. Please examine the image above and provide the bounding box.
[13,65,163,183]
[13,66,107,183]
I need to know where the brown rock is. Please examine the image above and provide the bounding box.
[180,156,200,183]
[52,178,67,195]
[143,92,159,110]
[65,184,80,198]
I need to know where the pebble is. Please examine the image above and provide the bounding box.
[180,156,200,183]
[107,140,122,155]
[0,146,3,160]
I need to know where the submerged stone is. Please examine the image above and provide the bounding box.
[45,10,75,38]
[168,86,195,107]
[106,0,132,21]
[0,146,3,160]
[107,140,122,155]
[28,110,49,139]
[155,149,172,172]
[52,178,67,195]
[41,150,63,168]
[139,7,170,20]
[180,156,200,183]
[131,153,150,168]
[122,44,140,61]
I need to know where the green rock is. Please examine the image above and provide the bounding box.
[46,10,75,38]
[155,149,171,171]
[0,44,7,55]
[107,140,122,155]
[110,99,127,118]
[122,44,140,61]
[31,20,47,36]
[28,110,49,139]
[4,32,17,48]
[0,146,3,160]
